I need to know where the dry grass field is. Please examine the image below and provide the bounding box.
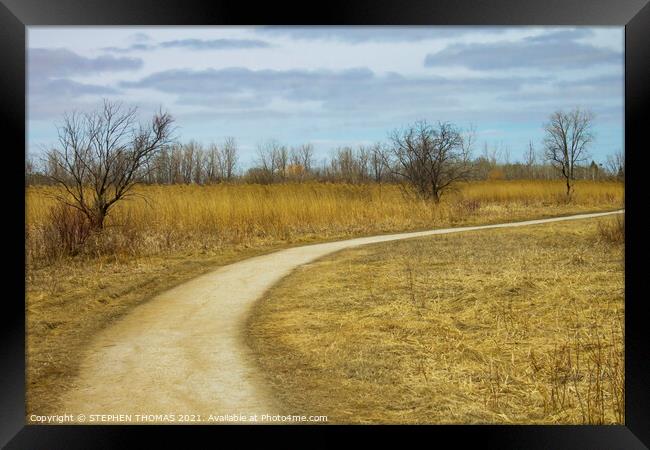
[25,180,623,417]
[26,180,623,264]
[247,215,624,424]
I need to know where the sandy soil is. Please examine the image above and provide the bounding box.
[58,210,623,424]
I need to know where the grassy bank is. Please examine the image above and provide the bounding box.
[247,215,624,424]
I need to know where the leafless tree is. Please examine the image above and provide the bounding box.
[606,150,624,181]
[462,124,477,160]
[180,140,200,184]
[220,137,239,181]
[202,143,218,183]
[193,144,206,184]
[543,108,594,197]
[289,143,314,180]
[273,144,289,180]
[501,144,511,165]
[330,146,366,182]
[386,120,473,202]
[256,139,288,182]
[369,143,388,183]
[525,140,536,179]
[298,143,314,173]
[482,142,499,167]
[44,100,174,230]
[259,141,275,177]
[168,144,183,183]
[25,155,35,185]
[357,146,370,181]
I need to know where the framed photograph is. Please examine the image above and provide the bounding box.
[3,0,648,447]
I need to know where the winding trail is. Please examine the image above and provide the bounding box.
[62,210,623,423]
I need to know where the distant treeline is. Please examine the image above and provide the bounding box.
[25,138,624,186]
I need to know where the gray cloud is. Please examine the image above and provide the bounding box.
[118,64,623,133]
[424,29,621,70]
[28,48,137,119]
[27,27,624,162]
[29,48,143,78]
[103,38,271,53]
[30,78,117,97]
[524,28,594,43]
[159,38,271,50]
[101,43,156,53]
[129,32,151,43]
[120,66,547,118]
[497,74,623,106]
[28,81,119,120]
[255,26,506,43]
[555,74,623,89]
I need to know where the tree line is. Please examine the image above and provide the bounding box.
[27,132,624,188]
[26,100,624,230]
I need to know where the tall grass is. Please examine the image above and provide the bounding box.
[527,311,624,424]
[597,214,625,246]
[26,180,623,266]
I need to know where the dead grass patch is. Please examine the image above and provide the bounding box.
[247,217,624,424]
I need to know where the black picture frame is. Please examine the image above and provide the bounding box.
[2,0,648,447]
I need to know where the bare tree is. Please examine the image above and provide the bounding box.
[180,140,200,184]
[524,140,536,178]
[192,143,206,184]
[501,143,511,165]
[331,146,359,182]
[543,108,594,197]
[287,144,311,181]
[357,146,370,181]
[386,120,473,202]
[462,124,477,160]
[44,100,174,230]
[168,144,183,184]
[482,142,499,167]
[297,143,314,173]
[256,139,288,183]
[220,137,239,181]
[606,150,625,181]
[256,140,277,182]
[273,144,289,180]
[25,155,35,185]
[289,143,314,180]
[369,143,388,183]
[203,143,221,183]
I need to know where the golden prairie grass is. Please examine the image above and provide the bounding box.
[597,213,625,245]
[26,180,623,264]
[247,216,624,424]
[25,180,623,417]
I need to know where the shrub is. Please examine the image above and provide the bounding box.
[44,203,92,258]
[597,215,624,245]
[457,199,482,215]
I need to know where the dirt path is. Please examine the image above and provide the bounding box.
[61,210,623,423]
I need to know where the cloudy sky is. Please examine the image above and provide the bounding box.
[27,26,624,165]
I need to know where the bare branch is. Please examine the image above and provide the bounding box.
[44,100,175,229]
[386,120,473,202]
[543,108,595,196]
